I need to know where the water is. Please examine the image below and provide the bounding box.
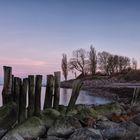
[0,86,111,108]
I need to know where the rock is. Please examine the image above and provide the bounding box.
[96,120,140,140]
[131,113,140,126]
[2,117,46,140]
[94,102,126,117]
[131,103,140,113]
[68,128,103,140]
[41,108,61,128]
[40,136,66,140]
[73,106,99,120]
[0,102,17,139]
[47,116,81,138]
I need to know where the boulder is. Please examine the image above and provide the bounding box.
[131,103,140,113]
[96,120,140,140]
[2,117,46,140]
[40,136,66,140]
[47,116,81,138]
[0,102,17,139]
[68,128,103,140]
[94,102,126,117]
[131,113,140,126]
[41,108,61,128]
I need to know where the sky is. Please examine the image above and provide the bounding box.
[0,0,140,80]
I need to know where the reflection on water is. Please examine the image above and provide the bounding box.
[60,88,111,106]
[0,86,111,108]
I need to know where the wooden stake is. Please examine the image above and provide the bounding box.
[2,66,13,105]
[66,80,83,113]
[19,78,28,123]
[13,77,21,119]
[34,75,42,116]
[44,75,54,109]
[28,75,35,118]
[53,71,61,110]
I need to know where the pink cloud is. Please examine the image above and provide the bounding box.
[0,57,61,78]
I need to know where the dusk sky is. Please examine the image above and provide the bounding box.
[0,0,140,80]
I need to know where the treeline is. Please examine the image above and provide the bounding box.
[61,45,137,80]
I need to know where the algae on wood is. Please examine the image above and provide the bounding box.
[34,75,42,116]
[2,66,13,105]
[28,75,35,118]
[66,80,83,113]
[53,72,61,110]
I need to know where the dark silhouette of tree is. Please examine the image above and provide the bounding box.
[132,58,137,70]
[89,45,97,75]
[61,53,68,80]
[69,48,89,76]
[98,51,111,75]
[118,56,130,72]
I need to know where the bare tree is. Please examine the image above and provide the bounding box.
[98,51,111,75]
[107,55,115,75]
[69,48,89,76]
[89,45,97,75]
[61,53,68,80]
[118,56,130,72]
[132,58,137,70]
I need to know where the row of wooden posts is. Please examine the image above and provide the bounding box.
[1,66,83,124]
[2,66,61,123]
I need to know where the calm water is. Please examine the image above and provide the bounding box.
[0,86,111,109]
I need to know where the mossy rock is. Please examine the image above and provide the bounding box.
[2,116,46,140]
[40,108,61,128]
[94,102,125,117]
[58,105,67,114]
[47,116,81,138]
[0,102,17,139]
[74,107,99,120]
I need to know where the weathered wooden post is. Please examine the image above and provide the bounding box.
[66,80,83,113]
[13,77,21,119]
[19,78,28,123]
[44,75,54,109]
[28,75,35,118]
[34,75,42,116]
[12,75,14,99]
[2,66,13,105]
[53,71,61,110]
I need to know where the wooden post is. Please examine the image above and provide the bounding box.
[44,75,54,109]
[2,66,13,105]
[11,75,14,99]
[53,71,61,110]
[66,80,83,113]
[28,75,35,118]
[19,78,28,123]
[34,75,42,116]
[13,77,21,119]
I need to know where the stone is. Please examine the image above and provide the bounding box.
[68,128,103,140]
[0,102,17,139]
[96,120,140,140]
[2,117,46,140]
[131,113,140,126]
[47,116,81,138]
